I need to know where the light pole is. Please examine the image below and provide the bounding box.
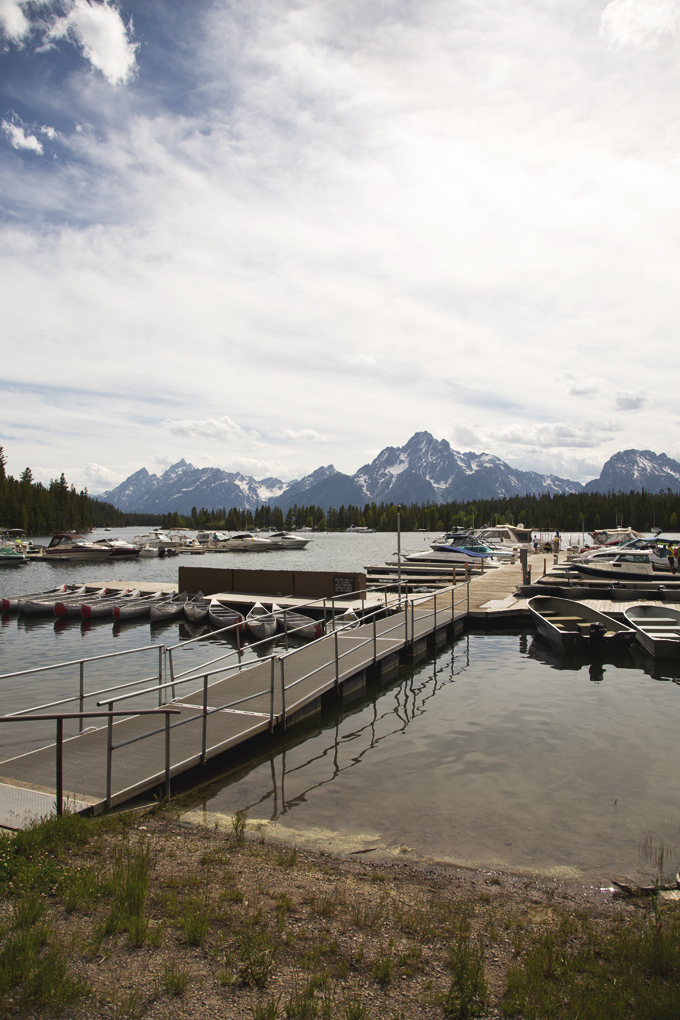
[397,505,402,603]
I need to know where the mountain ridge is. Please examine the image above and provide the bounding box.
[96,436,680,514]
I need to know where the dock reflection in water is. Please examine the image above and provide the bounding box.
[185,632,680,886]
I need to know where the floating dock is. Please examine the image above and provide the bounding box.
[2,553,677,827]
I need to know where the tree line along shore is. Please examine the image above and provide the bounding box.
[3,448,680,536]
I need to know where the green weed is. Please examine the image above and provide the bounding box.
[372,940,395,985]
[178,894,211,946]
[444,933,487,1020]
[251,993,282,1018]
[162,959,189,996]
[276,846,298,869]
[233,807,249,843]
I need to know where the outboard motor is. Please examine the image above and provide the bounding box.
[589,621,606,641]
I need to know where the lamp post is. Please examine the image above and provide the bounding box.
[397,505,402,603]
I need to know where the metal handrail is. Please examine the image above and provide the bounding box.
[0,710,180,815]
[0,641,162,681]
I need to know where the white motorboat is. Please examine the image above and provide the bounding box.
[262,531,311,549]
[271,603,323,640]
[590,527,643,546]
[623,605,680,659]
[227,533,277,551]
[528,595,634,652]
[346,525,375,534]
[573,539,671,570]
[406,537,502,568]
[44,533,137,561]
[573,551,674,583]
[196,531,231,546]
[475,524,533,551]
[245,602,277,640]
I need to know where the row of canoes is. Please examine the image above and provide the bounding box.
[1,585,354,641]
[528,595,680,659]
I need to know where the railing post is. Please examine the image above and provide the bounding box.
[78,662,84,733]
[165,711,171,800]
[55,717,63,817]
[411,598,415,643]
[323,598,327,630]
[106,701,113,809]
[201,674,208,763]
[404,599,408,645]
[373,614,377,663]
[334,630,340,689]
[434,590,437,635]
[158,646,163,706]
[168,648,176,701]
[283,610,289,651]
[280,658,286,730]
[467,578,470,614]
[270,657,275,731]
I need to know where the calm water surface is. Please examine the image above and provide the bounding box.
[2,528,678,884]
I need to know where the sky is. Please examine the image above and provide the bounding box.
[2,0,680,493]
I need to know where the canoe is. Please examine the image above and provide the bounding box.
[52,588,114,617]
[2,584,78,613]
[184,592,209,623]
[271,603,323,640]
[623,605,680,659]
[79,590,139,619]
[207,598,246,635]
[149,591,188,622]
[112,592,164,621]
[528,595,634,652]
[245,602,277,641]
[331,608,360,631]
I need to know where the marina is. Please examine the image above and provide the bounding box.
[2,530,680,885]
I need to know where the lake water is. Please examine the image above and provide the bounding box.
[2,527,679,886]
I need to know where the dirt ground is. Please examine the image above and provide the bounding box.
[12,805,659,1020]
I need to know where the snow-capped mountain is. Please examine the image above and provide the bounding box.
[98,460,288,514]
[584,450,680,494]
[352,432,584,503]
[97,433,588,514]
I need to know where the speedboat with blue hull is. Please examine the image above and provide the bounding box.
[406,539,503,568]
[528,595,634,653]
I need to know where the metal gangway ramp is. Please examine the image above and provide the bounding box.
[0,584,468,825]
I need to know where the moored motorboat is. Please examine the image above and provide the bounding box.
[149,592,188,622]
[245,602,277,640]
[184,592,210,623]
[406,538,502,568]
[0,534,27,568]
[271,603,323,640]
[623,605,680,659]
[262,531,311,550]
[346,525,375,534]
[528,595,634,652]
[112,591,164,621]
[207,598,246,635]
[572,551,674,583]
[44,534,137,561]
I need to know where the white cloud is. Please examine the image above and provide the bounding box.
[81,461,123,489]
[0,0,29,41]
[46,0,137,85]
[160,415,259,443]
[562,372,609,399]
[601,0,680,48]
[615,390,647,410]
[283,428,327,442]
[40,125,56,139]
[2,119,43,154]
